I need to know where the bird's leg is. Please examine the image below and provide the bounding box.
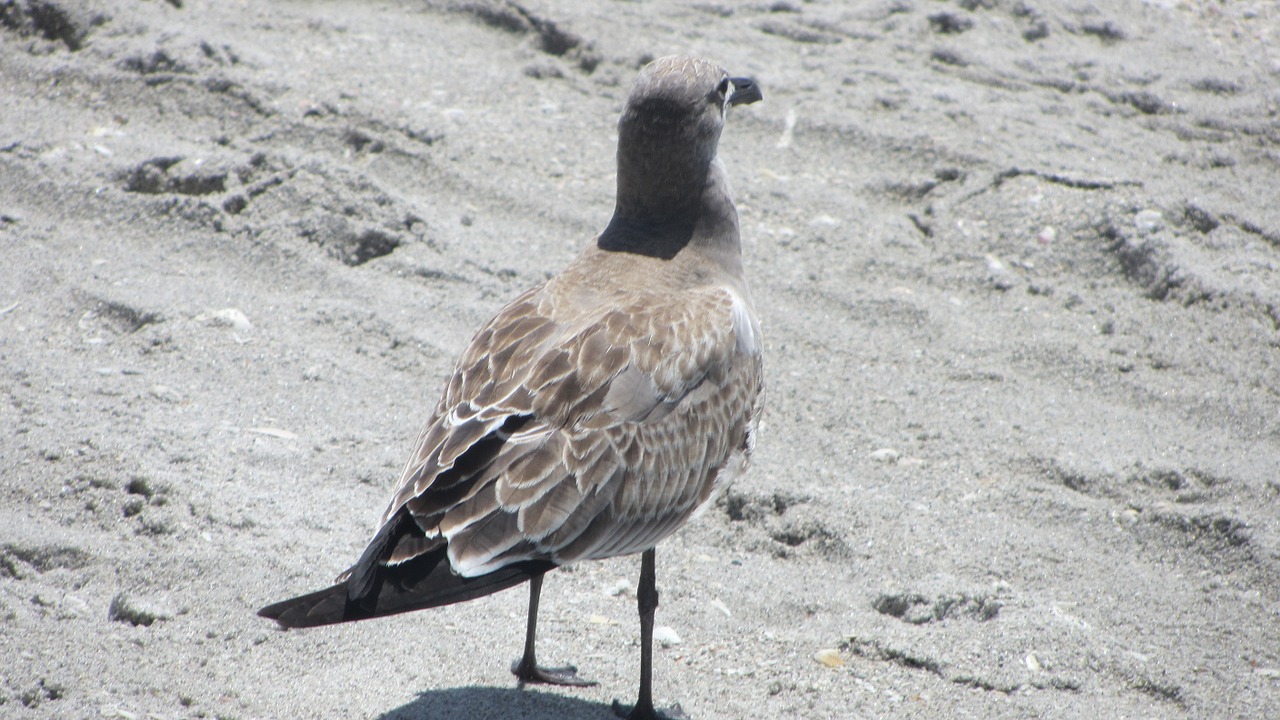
[612,548,688,720]
[511,573,596,687]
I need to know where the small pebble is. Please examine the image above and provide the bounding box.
[1113,508,1139,526]
[59,594,90,619]
[198,307,253,333]
[985,254,1016,290]
[108,592,174,627]
[814,648,845,667]
[149,385,183,403]
[246,427,298,440]
[1134,209,1163,235]
[776,108,796,149]
[1025,652,1043,672]
[869,448,900,464]
[604,578,631,597]
[122,497,145,517]
[653,625,681,648]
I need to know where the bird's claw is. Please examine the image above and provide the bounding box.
[611,699,689,720]
[511,659,598,687]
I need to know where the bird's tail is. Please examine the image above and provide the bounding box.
[258,530,555,628]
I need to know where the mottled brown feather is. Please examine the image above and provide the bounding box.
[367,268,759,578]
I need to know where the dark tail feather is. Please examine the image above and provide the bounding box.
[258,544,556,628]
[258,581,352,628]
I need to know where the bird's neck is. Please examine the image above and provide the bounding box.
[603,148,741,265]
[614,138,707,217]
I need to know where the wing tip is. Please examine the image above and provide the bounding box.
[256,582,351,629]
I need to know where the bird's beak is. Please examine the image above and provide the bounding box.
[728,77,763,107]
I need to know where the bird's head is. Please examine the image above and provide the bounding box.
[619,56,761,167]
[614,56,761,224]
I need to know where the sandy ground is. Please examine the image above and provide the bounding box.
[3,0,1279,718]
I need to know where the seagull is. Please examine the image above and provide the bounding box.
[259,55,764,720]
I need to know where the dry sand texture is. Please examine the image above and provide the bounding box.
[2,1,1278,718]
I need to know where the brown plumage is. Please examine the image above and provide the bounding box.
[259,55,763,720]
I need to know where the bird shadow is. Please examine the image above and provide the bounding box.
[376,685,618,720]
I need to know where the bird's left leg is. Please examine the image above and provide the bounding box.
[512,573,597,687]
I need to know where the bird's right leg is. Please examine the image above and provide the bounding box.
[512,573,597,687]
[612,548,688,720]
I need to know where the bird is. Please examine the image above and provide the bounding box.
[258,55,764,720]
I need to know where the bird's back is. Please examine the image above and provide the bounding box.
[380,237,762,579]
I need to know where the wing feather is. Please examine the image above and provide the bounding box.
[354,278,761,584]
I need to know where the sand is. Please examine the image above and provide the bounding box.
[2,0,1278,718]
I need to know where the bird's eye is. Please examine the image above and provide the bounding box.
[716,78,731,97]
